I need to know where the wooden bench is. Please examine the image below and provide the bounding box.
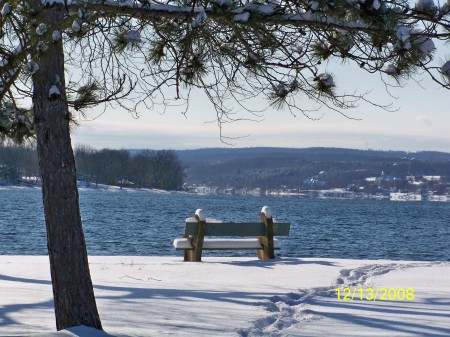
[173,206,291,262]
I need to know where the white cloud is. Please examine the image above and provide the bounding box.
[415,115,433,127]
[71,116,450,152]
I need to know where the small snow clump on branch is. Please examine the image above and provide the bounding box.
[244,3,277,14]
[385,64,398,74]
[396,26,410,42]
[415,0,436,13]
[417,37,435,56]
[52,31,61,42]
[291,78,299,90]
[233,12,250,22]
[26,61,40,75]
[272,83,288,97]
[1,3,11,16]
[48,85,61,99]
[309,1,320,11]
[442,0,450,13]
[372,0,381,10]
[37,41,48,53]
[41,0,66,5]
[441,61,450,78]
[118,0,134,7]
[126,30,141,42]
[78,7,92,20]
[192,11,207,28]
[256,4,277,14]
[317,73,335,88]
[36,23,47,36]
[72,21,81,32]
[0,59,8,67]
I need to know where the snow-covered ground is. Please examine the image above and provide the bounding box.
[0,256,449,336]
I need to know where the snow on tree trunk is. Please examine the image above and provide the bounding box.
[32,6,102,331]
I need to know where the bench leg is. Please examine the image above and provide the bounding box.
[257,237,275,260]
[257,249,267,260]
[183,248,202,262]
[190,218,206,262]
[184,249,194,262]
[193,244,203,262]
[183,224,204,262]
[258,213,275,260]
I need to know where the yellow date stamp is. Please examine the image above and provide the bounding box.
[336,287,415,301]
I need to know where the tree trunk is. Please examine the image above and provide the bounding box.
[32,5,102,331]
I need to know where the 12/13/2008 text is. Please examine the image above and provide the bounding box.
[336,288,415,301]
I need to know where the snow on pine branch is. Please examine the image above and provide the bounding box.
[47,0,205,13]
[1,0,448,124]
[36,0,450,36]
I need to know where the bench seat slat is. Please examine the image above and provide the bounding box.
[173,238,281,250]
[184,221,290,236]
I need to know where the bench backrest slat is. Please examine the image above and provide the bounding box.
[184,221,290,236]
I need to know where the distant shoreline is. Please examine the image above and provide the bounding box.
[2,183,449,202]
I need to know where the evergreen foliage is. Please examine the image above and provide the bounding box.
[1,0,450,143]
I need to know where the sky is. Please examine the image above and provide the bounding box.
[70,60,450,153]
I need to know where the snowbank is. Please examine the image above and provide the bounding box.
[0,256,449,336]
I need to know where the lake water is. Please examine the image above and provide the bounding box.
[1,187,449,261]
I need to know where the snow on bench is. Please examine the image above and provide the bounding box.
[173,206,291,262]
[173,238,282,250]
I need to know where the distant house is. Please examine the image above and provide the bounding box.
[423,176,441,181]
[117,179,135,188]
[303,178,326,189]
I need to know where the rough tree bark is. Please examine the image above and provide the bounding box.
[32,5,102,331]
